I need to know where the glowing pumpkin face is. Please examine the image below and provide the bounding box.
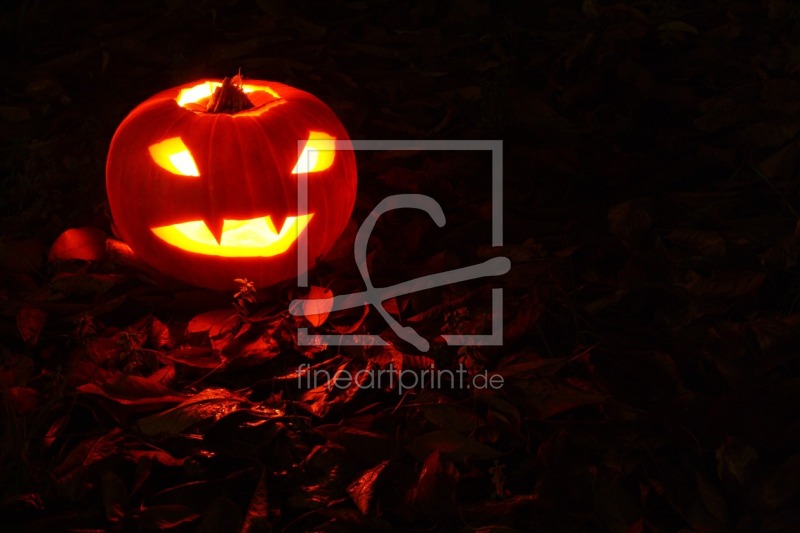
[106,78,357,290]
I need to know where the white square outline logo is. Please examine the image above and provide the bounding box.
[292,140,504,350]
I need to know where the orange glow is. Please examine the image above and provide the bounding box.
[176,81,283,115]
[148,137,200,177]
[151,214,313,257]
[292,132,336,174]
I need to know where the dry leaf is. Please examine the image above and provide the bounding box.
[49,227,107,262]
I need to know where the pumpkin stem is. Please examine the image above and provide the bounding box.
[205,74,255,114]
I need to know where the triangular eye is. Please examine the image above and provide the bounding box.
[292,132,336,174]
[148,137,200,177]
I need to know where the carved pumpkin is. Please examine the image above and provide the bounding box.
[106,76,357,290]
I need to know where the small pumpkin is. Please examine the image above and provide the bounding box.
[106,76,357,290]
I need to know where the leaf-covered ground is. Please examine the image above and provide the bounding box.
[2,0,800,531]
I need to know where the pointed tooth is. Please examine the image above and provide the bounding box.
[203,217,225,244]
[267,215,285,236]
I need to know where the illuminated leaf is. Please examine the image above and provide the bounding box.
[48,227,107,262]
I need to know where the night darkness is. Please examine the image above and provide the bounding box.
[2,1,800,531]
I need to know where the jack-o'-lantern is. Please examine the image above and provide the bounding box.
[106,76,357,290]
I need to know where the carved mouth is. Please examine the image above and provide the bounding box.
[151,214,313,257]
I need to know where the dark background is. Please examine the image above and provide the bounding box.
[2,0,800,531]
